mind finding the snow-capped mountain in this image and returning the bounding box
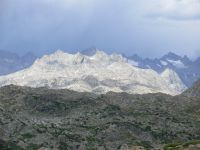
[127,52,200,87]
[0,50,186,95]
[0,50,37,75]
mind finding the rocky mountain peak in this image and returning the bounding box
[162,52,182,61]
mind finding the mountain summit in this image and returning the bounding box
[0,50,186,95]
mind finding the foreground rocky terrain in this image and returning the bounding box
[0,80,200,150]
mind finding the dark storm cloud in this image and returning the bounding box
[0,0,200,58]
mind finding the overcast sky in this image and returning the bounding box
[0,0,200,58]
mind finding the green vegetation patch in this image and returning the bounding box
[164,142,182,150]
[21,133,36,139]
[182,140,200,147]
[0,139,24,150]
[26,143,41,150]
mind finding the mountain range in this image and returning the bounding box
[82,48,200,87]
[0,50,186,95]
[127,52,200,87]
[0,48,199,93]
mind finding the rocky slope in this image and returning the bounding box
[0,50,186,95]
[0,80,200,150]
[182,79,200,98]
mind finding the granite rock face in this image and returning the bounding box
[0,50,186,95]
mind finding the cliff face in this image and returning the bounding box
[0,84,200,150]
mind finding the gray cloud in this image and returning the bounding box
[146,0,200,20]
[0,0,200,58]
